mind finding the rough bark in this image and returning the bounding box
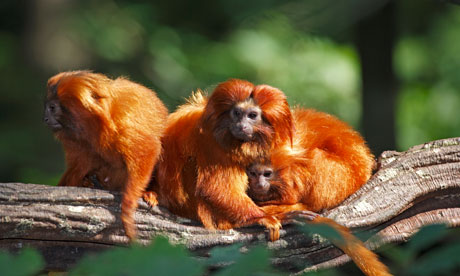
[1,138,460,273]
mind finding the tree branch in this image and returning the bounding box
[1,137,460,272]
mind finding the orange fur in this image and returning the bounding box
[258,208,390,276]
[257,203,391,276]
[45,71,168,240]
[149,79,294,235]
[246,109,391,276]
[252,108,375,212]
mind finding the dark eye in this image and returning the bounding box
[233,109,241,117]
[248,112,258,120]
[249,171,257,177]
[263,171,272,178]
[49,104,55,111]
[91,91,102,100]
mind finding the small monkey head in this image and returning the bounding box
[246,162,276,201]
[44,71,111,140]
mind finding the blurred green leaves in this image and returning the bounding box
[0,248,44,276]
[69,2,146,62]
[299,221,345,245]
[211,246,277,276]
[3,224,460,275]
[407,243,460,276]
[382,224,460,276]
[70,236,204,276]
[59,2,363,124]
[395,7,460,150]
[1,1,460,191]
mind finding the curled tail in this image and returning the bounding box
[312,216,392,276]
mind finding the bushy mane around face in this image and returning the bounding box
[46,71,113,141]
[200,79,294,150]
[201,79,255,131]
[252,85,294,148]
[50,71,112,109]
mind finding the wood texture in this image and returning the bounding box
[1,137,460,273]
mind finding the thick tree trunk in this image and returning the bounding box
[357,1,397,156]
[1,138,460,273]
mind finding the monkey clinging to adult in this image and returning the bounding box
[249,108,375,211]
[246,162,391,276]
[44,71,168,240]
[245,108,391,276]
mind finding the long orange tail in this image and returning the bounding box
[311,216,392,276]
[261,204,391,275]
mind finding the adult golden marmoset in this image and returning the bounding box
[144,79,296,240]
[44,71,168,240]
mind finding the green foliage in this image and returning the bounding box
[205,243,244,266]
[3,0,460,183]
[382,224,460,275]
[212,246,278,276]
[405,224,449,254]
[407,243,460,276]
[382,224,448,267]
[204,243,282,275]
[69,236,204,276]
[69,240,280,276]
[2,225,460,275]
[0,0,365,184]
[299,222,345,244]
[395,6,460,150]
[0,248,44,276]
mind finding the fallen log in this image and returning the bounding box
[1,137,460,273]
